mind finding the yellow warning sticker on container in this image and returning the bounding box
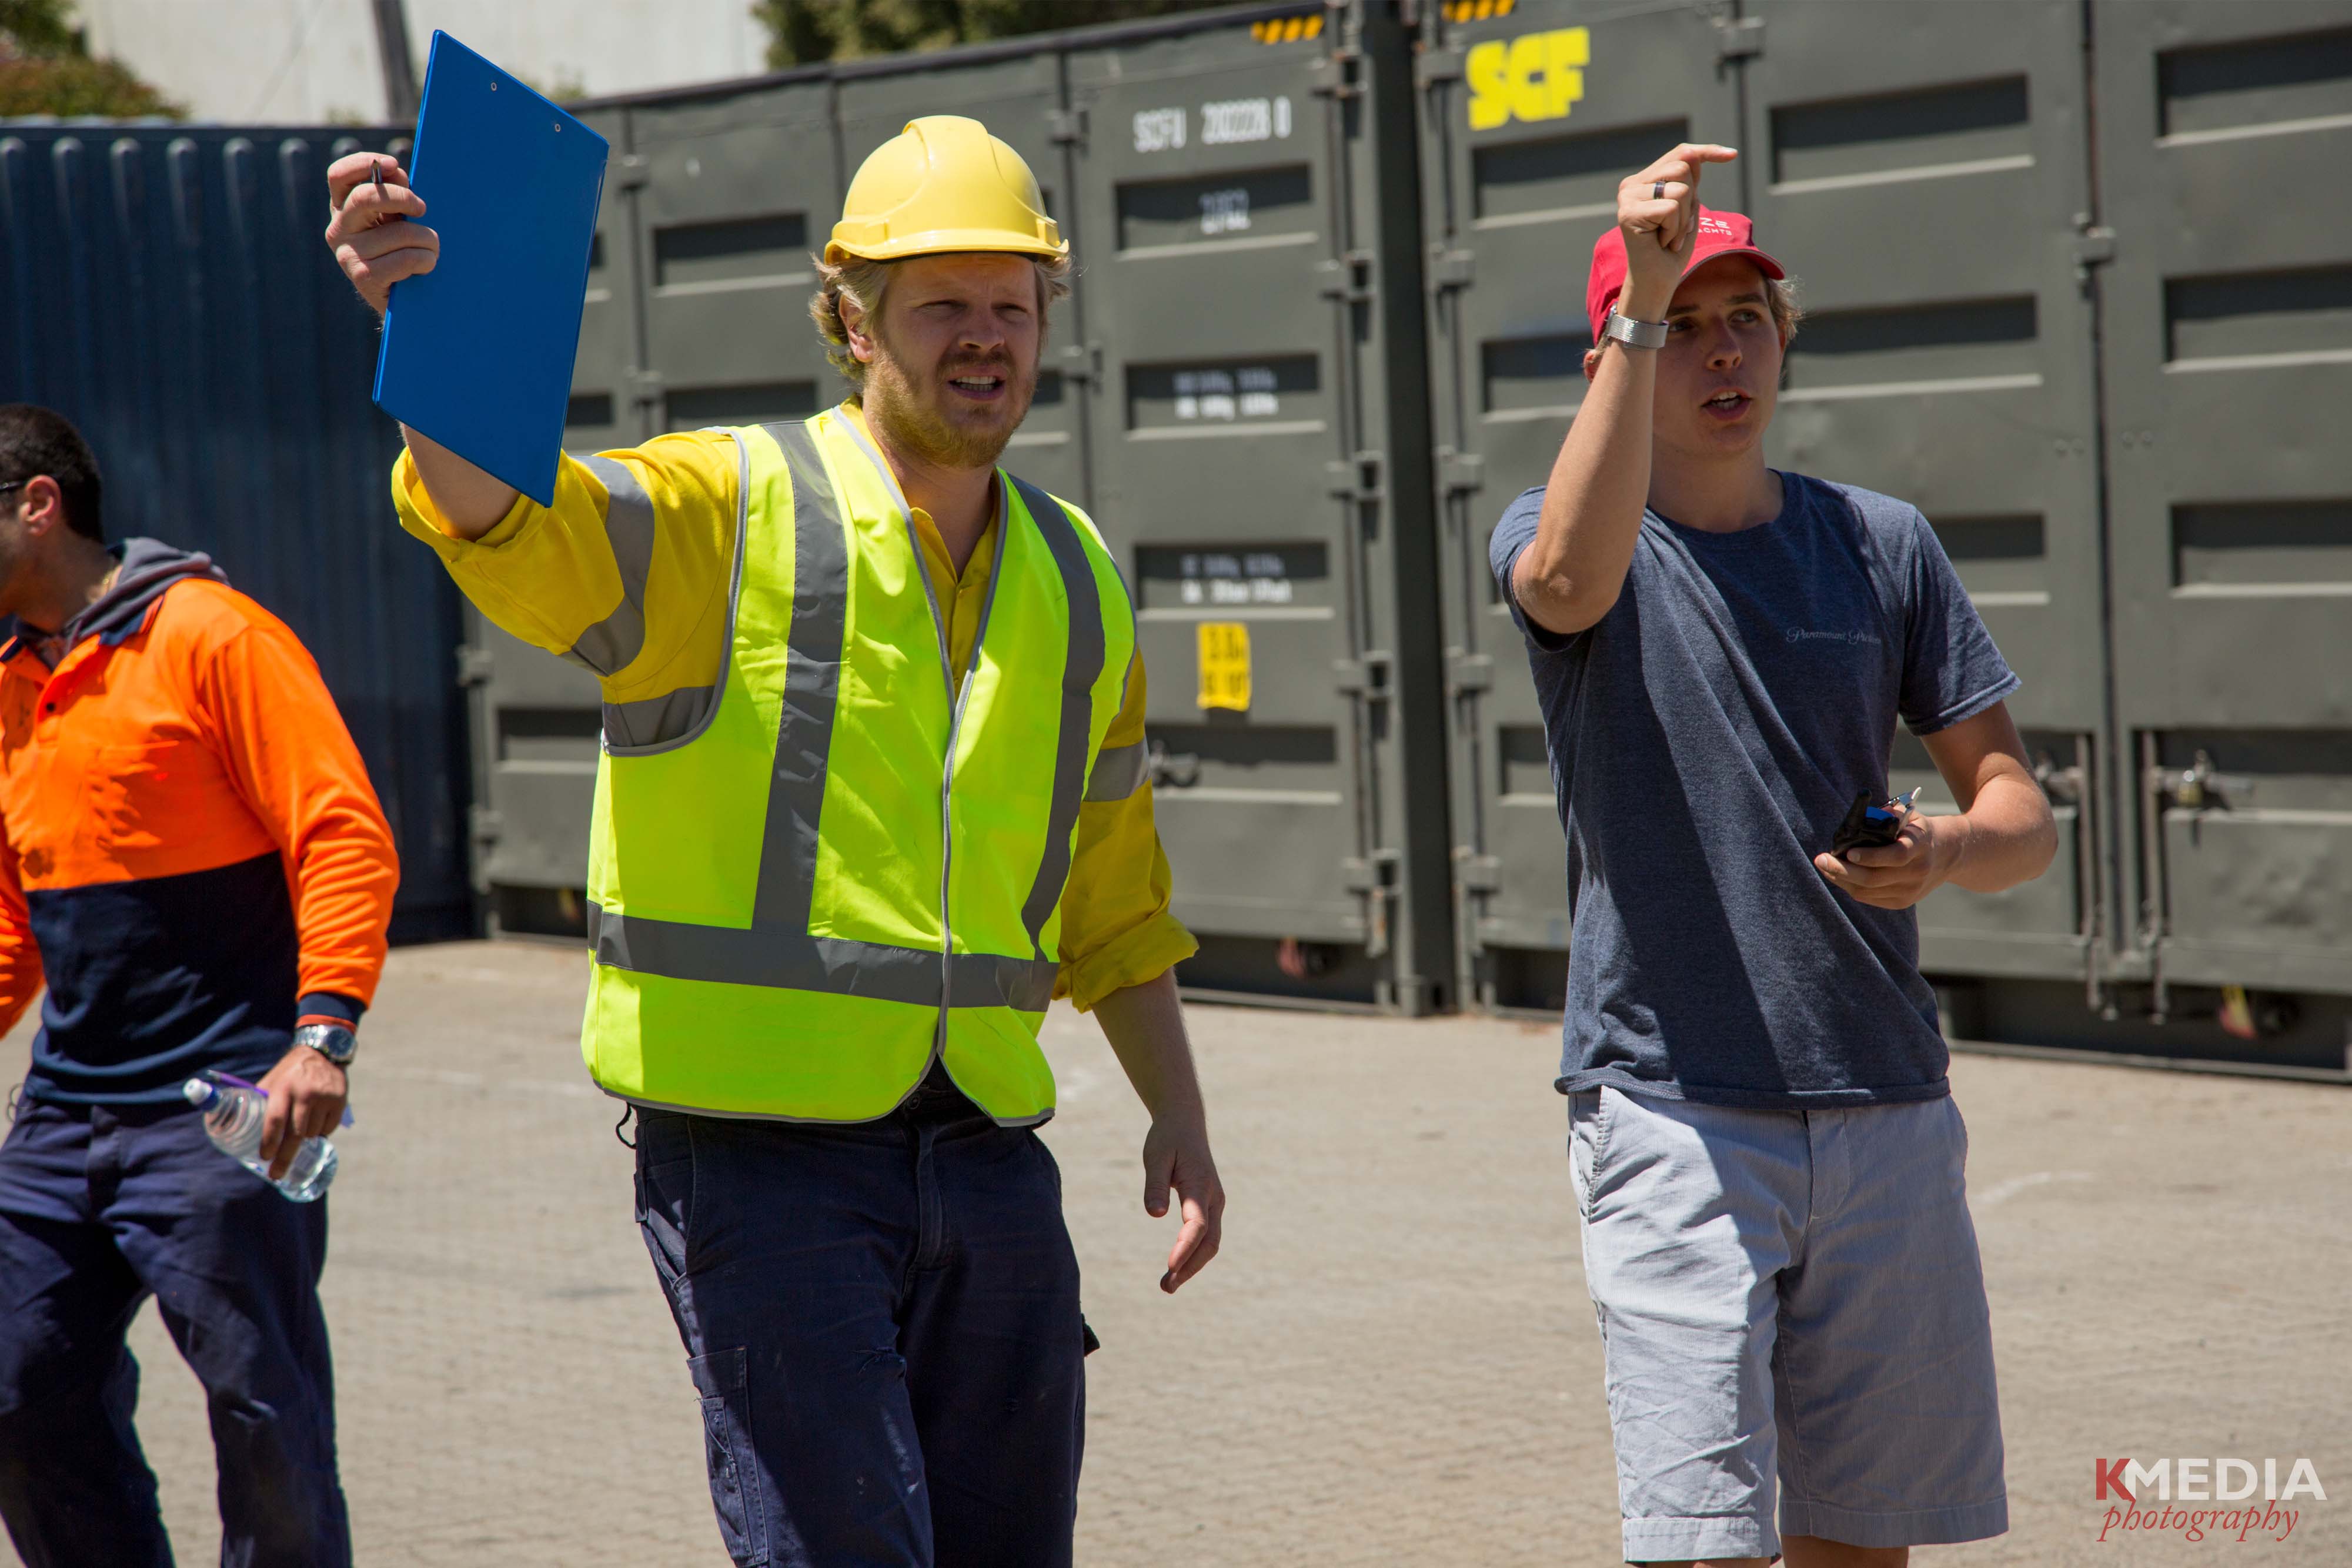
[1197,621,1251,711]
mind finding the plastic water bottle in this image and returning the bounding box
[182,1076,338,1202]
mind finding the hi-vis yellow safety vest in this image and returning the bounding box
[580,409,1137,1126]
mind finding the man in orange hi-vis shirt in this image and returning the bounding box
[0,405,397,1568]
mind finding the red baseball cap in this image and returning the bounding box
[1586,205,1786,345]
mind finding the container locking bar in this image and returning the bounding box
[1343,847,1400,958]
[2147,750,2253,811]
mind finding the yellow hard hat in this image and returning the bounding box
[826,115,1066,265]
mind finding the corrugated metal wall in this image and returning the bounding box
[0,123,475,941]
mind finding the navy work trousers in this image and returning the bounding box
[0,1096,348,1568]
[634,1069,1087,1568]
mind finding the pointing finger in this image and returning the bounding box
[1642,143,1738,185]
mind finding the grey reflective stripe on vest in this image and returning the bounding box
[1009,477,1106,959]
[1083,740,1148,802]
[601,432,751,757]
[601,686,717,750]
[587,904,1057,1012]
[563,456,656,674]
[751,420,847,931]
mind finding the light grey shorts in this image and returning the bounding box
[1568,1085,2008,1563]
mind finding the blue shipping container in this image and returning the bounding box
[0,122,471,941]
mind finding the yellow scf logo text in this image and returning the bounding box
[1466,27,1588,131]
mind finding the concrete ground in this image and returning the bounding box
[4,939,2346,1566]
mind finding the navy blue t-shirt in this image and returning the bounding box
[1489,473,2020,1108]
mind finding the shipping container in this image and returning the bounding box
[0,122,474,942]
[486,1,1462,1011]
[1422,0,2352,1075]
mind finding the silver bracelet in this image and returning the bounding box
[1602,310,1668,350]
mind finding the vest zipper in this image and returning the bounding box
[838,411,1011,1081]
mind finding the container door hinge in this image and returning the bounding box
[1334,650,1393,698]
[469,805,503,847]
[1311,45,1364,99]
[1437,446,1485,495]
[1048,108,1085,146]
[1715,15,1764,61]
[624,366,664,408]
[1415,45,1464,88]
[1342,847,1399,892]
[1318,250,1377,304]
[1448,650,1492,695]
[1328,450,1385,503]
[1456,851,1501,893]
[455,644,493,687]
[614,153,649,190]
[1431,247,1474,290]
[1057,340,1101,385]
[2072,223,2117,281]
[2031,753,2085,805]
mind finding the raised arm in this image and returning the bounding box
[322,151,519,537]
[1511,143,1736,636]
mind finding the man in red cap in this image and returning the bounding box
[1489,145,2057,1565]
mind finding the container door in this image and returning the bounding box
[632,81,840,436]
[1068,10,1410,1005]
[1742,0,2107,990]
[2093,0,2352,1004]
[566,106,641,449]
[1420,0,1740,1009]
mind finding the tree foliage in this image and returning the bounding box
[0,0,76,55]
[756,0,1243,68]
[0,0,183,119]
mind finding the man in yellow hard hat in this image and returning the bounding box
[320,115,1224,1566]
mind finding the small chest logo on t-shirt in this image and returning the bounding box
[1785,626,1882,648]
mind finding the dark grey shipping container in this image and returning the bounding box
[0,122,473,941]
[1423,0,2352,1075]
[481,2,1461,1011]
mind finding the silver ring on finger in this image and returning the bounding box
[1654,180,1666,200]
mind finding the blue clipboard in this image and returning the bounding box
[373,32,608,506]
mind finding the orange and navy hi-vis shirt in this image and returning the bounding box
[0,539,400,1105]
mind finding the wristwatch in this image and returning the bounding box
[295,1022,359,1067]
[1602,310,1669,350]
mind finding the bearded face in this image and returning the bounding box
[849,252,1044,473]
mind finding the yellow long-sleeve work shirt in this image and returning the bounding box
[393,404,1195,1010]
